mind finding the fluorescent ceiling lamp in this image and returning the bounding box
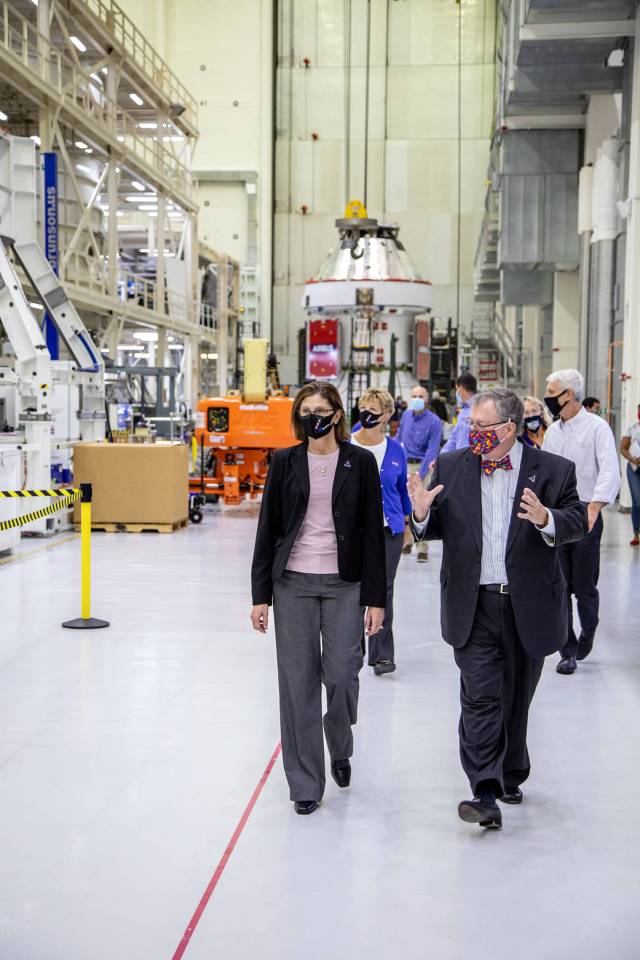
[101,67,108,75]
[170,344,184,350]
[133,331,158,341]
[129,93,144,106]
[76,164,91,174]
[90,73,103,84]
[117,344,141,350]
[30,135,41,146]
[200,353,219,360]
[75,140,89,150]
[0,111,8,122]
[131,180,145,191]
[125,195,155,202]
[116,135,125,142]
[137,122,158,129]
[70,36,87,53]
[29,302,43,310]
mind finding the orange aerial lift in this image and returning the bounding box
[189,340,297,509]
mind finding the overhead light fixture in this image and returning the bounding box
[125,195,156,202]
[90,73,103,84]
[0,111,8,122]
[70,36,87,53]
[76,164,91,174]
[75,140,89,150]
[200,353,219,360]
[129,93,144,106]
[29,301,43,310]
[117,344,141,351]
[137,122,158,130]
[101,67,108,75]
[170,344,184,350]
[133,331,159,342]
[116,135,125,142]
[138,206,158,213]
[131,180,145,191]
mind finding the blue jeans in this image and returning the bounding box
[628,463,640,535]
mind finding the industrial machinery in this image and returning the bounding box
[191,339,295,506]
[302,201,433,410]
[0,135,105,538]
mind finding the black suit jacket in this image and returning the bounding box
[251,440,387,608]
[413,443,588,658]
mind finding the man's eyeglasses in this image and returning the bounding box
[468,419,511,432]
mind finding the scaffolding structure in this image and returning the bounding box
[0,0,238,407]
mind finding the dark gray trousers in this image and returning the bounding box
[272,571,364,801]
[453,590,544,797]
[367,528,404,665]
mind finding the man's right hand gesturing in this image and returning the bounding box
[407,473,444,523]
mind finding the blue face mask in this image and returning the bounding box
[410,397,426,412]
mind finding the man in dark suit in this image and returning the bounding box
[409,387,587,830]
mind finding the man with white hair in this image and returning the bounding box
[542,369,620,675]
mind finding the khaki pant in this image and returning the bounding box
[403,461,429,558]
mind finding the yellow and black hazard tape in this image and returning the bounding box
[0,489,81,531]
[0,487,80,500]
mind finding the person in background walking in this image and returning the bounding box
[520,396,549,449]
[542,369,620,675]
[620,402,640,546]
[352,387,412,675]
[396,385,442,562]
[250,381,386,816]
[440,373,477,454]
[583,397,602,415]
[429,390,448,423]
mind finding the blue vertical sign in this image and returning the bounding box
[43,152,59,360]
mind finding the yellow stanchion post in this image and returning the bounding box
[62,483,109,630]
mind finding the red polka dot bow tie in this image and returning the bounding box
[481,455,513,476]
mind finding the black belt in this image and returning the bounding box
[479,583,510,595]
[407,457,422,464]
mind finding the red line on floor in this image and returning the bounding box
[170,741,282,960]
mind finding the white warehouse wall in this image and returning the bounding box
[274,0,497,379]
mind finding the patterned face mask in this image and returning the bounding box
[469,424,507,456]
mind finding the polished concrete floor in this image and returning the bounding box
[1,506,639,959]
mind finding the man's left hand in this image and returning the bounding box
[587,501,605,532]
[517,487,549,527]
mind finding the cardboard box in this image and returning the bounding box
[72,442,188,525]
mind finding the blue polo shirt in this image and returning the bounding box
[396,407,442,478]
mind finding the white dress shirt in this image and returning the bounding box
[542,407,620,504]
[414,440,555,585]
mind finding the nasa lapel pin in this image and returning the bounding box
[344,459,352,468]
[528,474,536,483]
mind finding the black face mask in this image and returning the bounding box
[359,410,383,429]
[298,411,335,439]
[544,390,569,418]
[524,415,542,433]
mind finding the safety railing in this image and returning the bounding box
[0,484,109,630]
[74,0,197,131]
[0,0,194,202]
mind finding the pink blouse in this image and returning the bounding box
[286,449,340,574]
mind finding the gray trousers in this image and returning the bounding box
[272,571,364,801]
[367,528,404,665]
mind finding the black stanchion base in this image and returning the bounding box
[62,617,110,630]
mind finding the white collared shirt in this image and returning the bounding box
[414,440,555,585]
[542,407,620,504]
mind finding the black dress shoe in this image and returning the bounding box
[374,660,396,676]
[576,635,594,661]
[331,759,351,788]
[294,800,319,815]
[556,656,577,675]
[500,786,523,804]
[458,798,502,829]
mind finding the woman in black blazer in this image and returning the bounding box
[251,381,386,816]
